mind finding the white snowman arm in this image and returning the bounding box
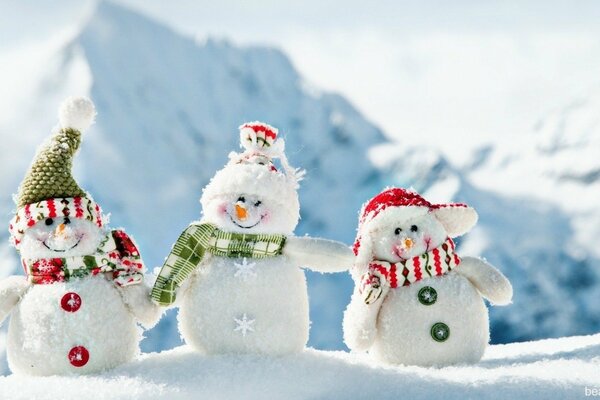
[0,276,30,325]
[118,281,163,328]
[283,236,354,273]
[456,256,513,305]
[343,286,387,352]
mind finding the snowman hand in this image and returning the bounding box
[284,236,354,273]
[343,283,383,352]
[359,271,389,305]
[0,276,30,325]
[118,281,163,328]
[457,256,513,305]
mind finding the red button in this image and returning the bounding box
[61,292,82,312]
[68,346,89,367]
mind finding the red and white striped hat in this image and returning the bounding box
[353,188,478,259]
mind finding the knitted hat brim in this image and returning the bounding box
[9,196,104,248]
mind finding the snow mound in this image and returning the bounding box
[0,334,598,400]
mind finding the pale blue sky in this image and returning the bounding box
[2,0,600,161]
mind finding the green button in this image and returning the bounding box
[430,322,450,342]
[418,286,437,305]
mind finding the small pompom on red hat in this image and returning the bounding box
[239,122,279,151]
[353,188,478,257]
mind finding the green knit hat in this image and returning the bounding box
[15,97,97,208]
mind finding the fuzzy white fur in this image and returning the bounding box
[431,206,478,238]
[0,276,29,325]
[201,164,300,235]
[177,135,352,355]
[344,208,512,366]
[7,278,140,375]
[58,96,96,132]
[19,219,104,259]
[1,219,160,375]
[179,255,310,355]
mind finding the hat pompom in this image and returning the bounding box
[239,121,278,151]
[59,96,96,132]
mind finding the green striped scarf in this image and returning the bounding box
[151,223,286,306]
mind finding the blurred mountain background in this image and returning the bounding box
[0,0,599,374]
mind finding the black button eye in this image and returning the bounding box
[64,217,71,225]
[394,227,402,235]
[255,201,262,207]
[45,218,54,226]
[411,225,418,232]
[237,196,246,203]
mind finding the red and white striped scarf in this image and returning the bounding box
[362,237,460,291]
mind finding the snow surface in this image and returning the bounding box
[0,334,598,400]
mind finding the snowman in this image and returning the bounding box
[0,97,160,375]
[343,188,512,366]
[151,122,354,355]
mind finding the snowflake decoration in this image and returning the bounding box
[234,258,257,280]
[234,313,255,337]
[66,295,80,309]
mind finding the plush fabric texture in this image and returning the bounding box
[361,237,460,293]
[16,128,87,209]
[9,196,103,248]
[343,187,512,367]
[151,223,286,306]
[7,277,141,375]
[201,163,300,233]
[22,230,144,286]
[353,188,477,259]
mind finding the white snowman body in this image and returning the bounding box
[343,188,512,366]
[7,277,140,375]
[173,122,353,355]
[179,255,309,355]
[362,272,489,366]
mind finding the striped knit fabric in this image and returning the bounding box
[151,223,286,306]
[362,237,460,291]
[9,196,103,248]
[239,122,278,149]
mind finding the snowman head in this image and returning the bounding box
[8,97,108,259]
[353,188,478,270]
[19,216,105,259]
[200,122,303,236]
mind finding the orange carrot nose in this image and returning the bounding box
[55,223,66,236]
[235,204,248,221]
[403,237,414,249]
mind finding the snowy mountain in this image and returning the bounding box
[0,0,599,374]
[0,1,385,355]
[464,90,600,341]
[1,333,598,399]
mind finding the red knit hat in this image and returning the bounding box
[353,188,478,258]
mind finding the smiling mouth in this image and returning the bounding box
[228,213,264,229]
[42,237,82,253]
